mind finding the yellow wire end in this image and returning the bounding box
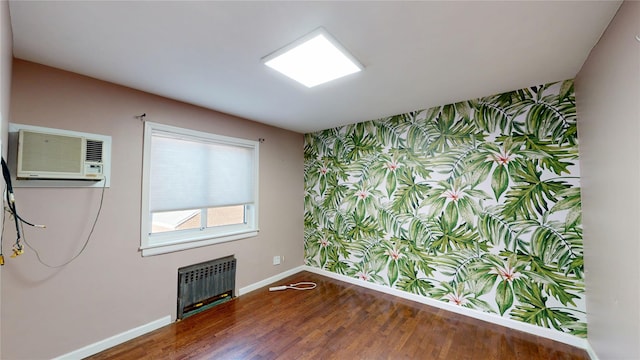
[10,248,24,258]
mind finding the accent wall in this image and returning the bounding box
[304,80,584,337]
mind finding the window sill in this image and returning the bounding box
[140,230,258,256]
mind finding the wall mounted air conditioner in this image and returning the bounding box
[17,129,106,181]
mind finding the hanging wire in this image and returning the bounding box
[0,155,107,267]
[0,201,5,265]
[2,158,33,259]
[22,177,107,268]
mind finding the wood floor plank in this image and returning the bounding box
[86,271,588,360]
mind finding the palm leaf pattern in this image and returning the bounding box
[303,80,585,337]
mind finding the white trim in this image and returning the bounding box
[140,121,260,256]
[302,266,592,352]
[51,267,598,359]
[53,267,302,358]
[238,265,306,296]
[142,230,258,256]
[51,316,171,360]
[584,342,600,360]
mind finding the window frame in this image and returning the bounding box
[140,122,259,256]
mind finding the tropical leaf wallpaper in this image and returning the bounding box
[303,80,585,337]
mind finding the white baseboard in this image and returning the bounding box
[51,316,172,360]
[51,266,304,359]
[585,342,600,360]
[302,266,594,355]
[238,265,306,295]
[53,266,599,360]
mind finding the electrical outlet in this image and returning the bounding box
[273,255,281,265]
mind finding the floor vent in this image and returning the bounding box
[177,255,236,320]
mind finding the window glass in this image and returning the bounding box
[206,205,246,227]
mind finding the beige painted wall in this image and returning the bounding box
[575,1,640,359]
[1,0,10,133]
[1,60,304,359]
[0,1,14,358]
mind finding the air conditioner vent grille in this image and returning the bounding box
[86,140,103,163]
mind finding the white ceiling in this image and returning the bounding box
[8,1,622,134]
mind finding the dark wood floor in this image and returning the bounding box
[87,271,588,360]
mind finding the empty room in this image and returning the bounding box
[0,1,638,359]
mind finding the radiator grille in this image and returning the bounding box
[177,255,236,320]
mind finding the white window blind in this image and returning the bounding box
[141,122,259,256]
[149,131,256,212]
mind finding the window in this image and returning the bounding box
[141,122,259,256]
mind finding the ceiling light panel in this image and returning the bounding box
[262,28,363,88]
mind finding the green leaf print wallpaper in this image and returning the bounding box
[303,80,584,337]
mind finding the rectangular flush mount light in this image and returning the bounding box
[262,27,363,88]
